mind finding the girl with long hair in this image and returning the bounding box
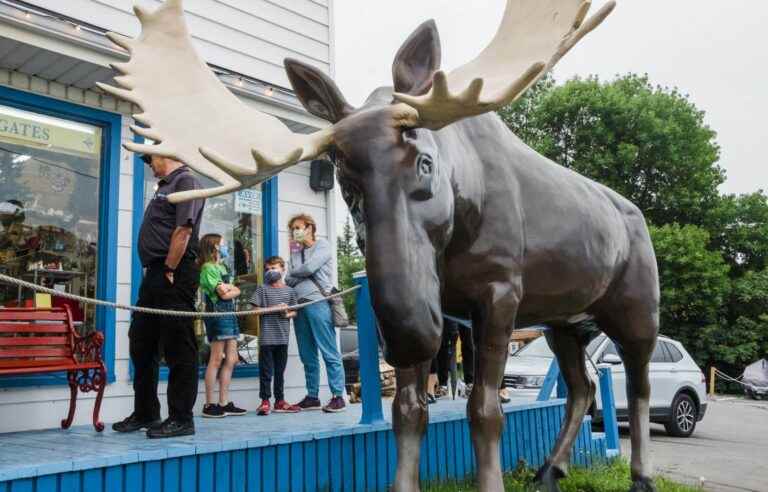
[198,233,246,418]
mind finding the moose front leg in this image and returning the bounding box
[469,284,519,492]
[392,360,432,492]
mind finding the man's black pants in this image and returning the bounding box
[129,258,200,423]
[259,344,288,400]
[436,319,474,387]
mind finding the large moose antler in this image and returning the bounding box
[394,0,616,130]
[97,0,331,203]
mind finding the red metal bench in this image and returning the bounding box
[0,306,107,431]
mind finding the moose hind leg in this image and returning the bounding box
[535,328,595,491]
[597,308,658,492]
[392,361,431,492]
[620,340,657,492]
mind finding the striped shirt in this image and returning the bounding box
[249,285,298,346]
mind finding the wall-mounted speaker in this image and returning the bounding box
[310,159,335,192]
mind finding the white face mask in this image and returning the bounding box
[292,228,307,242]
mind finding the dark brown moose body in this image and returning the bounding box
[310,87,659,492]
[103,1,659,491]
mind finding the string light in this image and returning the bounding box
[24,11,31,19]
[236,77,244,87]
[264,87,274,97]
[73,24,81,32]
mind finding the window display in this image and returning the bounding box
[0,103,102,334]
[143,170,264,367]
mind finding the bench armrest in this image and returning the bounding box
[73,331,105,364]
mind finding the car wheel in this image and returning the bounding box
[665,393,697,437]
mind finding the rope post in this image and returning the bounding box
[709,366,716,397]
[598,364,621,455]
[353,271,385,425]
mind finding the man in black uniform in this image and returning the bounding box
[113,154,205,438]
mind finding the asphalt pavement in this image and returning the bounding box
[618,397,768,492]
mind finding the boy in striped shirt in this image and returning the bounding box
[249,256,300,415]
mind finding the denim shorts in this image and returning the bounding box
[203,299,240,343]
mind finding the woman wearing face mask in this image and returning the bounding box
[285,214,347,413]
[198,234,246,418]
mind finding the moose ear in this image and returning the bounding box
[284,58,354,123]
[392,19,442,96]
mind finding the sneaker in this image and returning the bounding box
[202,404,225,418]
[146,418,195,439]
[221,402,247,416]
[112,413,162,433]
[462,383,474,399]
[499,388,511,404]
[296,395,322,411]
[257,399,271,416]
[273,400,301,413]
[322,396,346,413]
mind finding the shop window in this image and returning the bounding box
[142,169,265,369]
[0,87,120,387]
[0,104,102,333]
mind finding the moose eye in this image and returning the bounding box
[416,153,433,177]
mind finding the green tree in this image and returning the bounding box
[337,217,365,323]
[499,74,724,228]
[649,224,731,367]
[710,191,768,277]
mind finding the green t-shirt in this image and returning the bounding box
[199,262,228,303]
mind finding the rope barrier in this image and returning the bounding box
[0,272,359,318]
[713,367,768,392]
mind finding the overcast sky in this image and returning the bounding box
[331,0,766,227]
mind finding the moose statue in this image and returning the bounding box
[101,1,659,491]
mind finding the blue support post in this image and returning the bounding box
[537,358,561,401]
[353,271,385,425]
[556,372,568,399]
[598,365,621,456]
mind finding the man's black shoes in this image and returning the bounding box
[112,413,162,433]
[146,418,195,439]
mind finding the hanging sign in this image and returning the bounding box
[234,189,262,215]
[0,105,101,156]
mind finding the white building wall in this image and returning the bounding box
[0,68,339,433]
[23,0,333,87]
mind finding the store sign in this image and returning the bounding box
[234,189,262,215]
[0,111,100,155]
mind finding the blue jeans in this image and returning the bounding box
[294,301,345,397]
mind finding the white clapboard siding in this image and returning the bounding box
[24,0,332,87]
[0,65,337,432]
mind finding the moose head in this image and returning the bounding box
[100,0,615,366]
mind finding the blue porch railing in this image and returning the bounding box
[537,357,621,456]
[353,272,385,425]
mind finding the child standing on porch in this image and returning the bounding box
[249,256,301,415]
[198,234,247,418]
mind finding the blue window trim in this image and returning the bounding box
[130,162,278,381]
[0,85,119,387]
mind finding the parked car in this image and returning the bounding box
[504,333,708,437]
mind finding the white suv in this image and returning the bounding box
[504,334,708,437]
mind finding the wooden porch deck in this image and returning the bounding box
[0,395,609,492]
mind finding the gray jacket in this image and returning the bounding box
[285,238,333,301]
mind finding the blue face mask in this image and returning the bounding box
[218,243,230,260]
[264,269,282,284]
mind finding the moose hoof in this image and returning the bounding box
[629,476,657,492]
[534,461,565,492]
